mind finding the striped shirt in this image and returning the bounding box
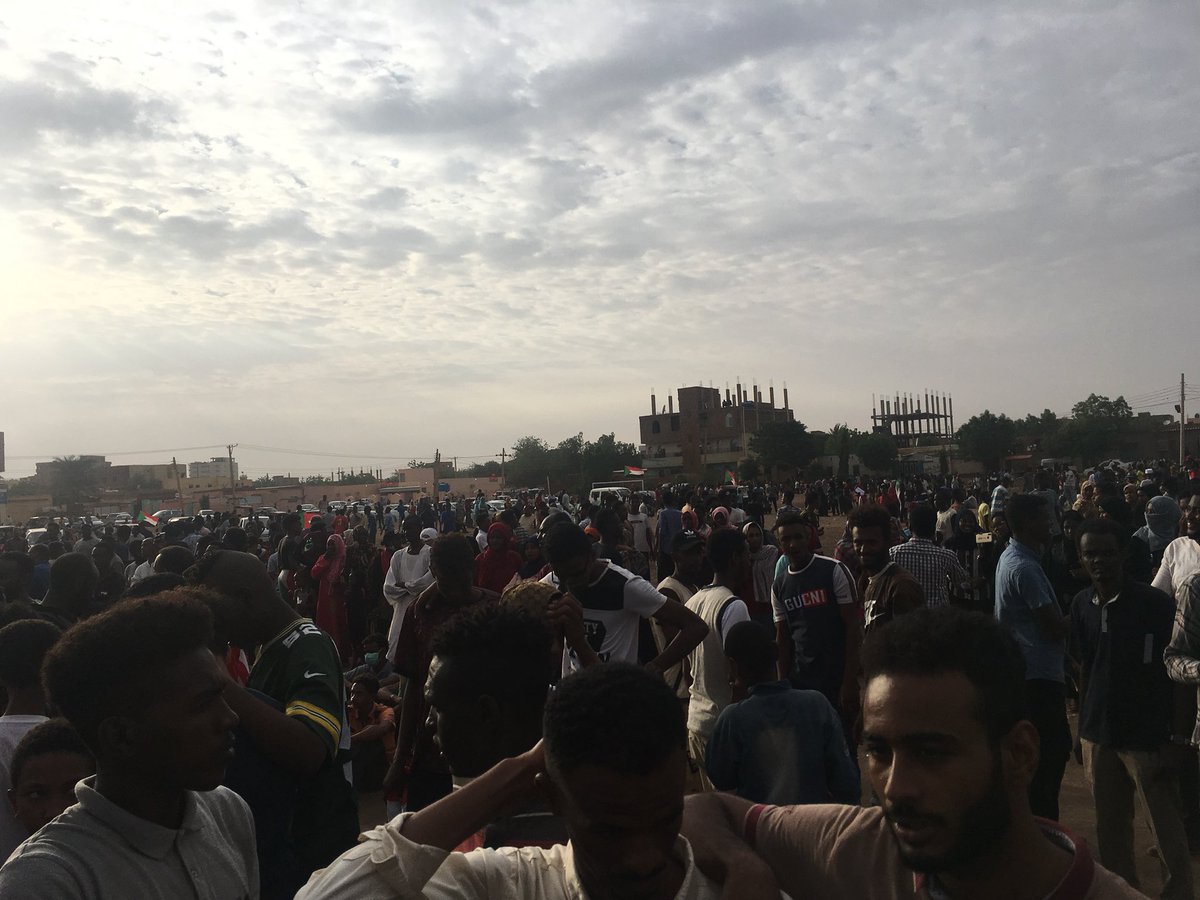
[888,538,970,608]
[1164,574,1200,745]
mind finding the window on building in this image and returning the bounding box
[670,416,680,432]
[651,421,661,434]
[724,413,734,428]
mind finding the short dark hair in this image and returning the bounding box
[221,528,249,552]
[1006,494,1047,534]
[431,605,553,712]
[10,718,94,789]
[1076,517,1130,551]
[723,620,777,671]
[544,662,685,776]
[124,572,186,598]
[429,533,476,573]
[0,619,62,688]
[848,503,892,535]
[861,607,1026,743]
[908,504,936,538]
[352,673,381,695]
[543,522,592,565]
[154,545,195,575]
[706,528,746,573]
[42,591,215,752]
[773,507,809,531]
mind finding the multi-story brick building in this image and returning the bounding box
[638,382,794,480]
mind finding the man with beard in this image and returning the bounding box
[679,608,1142,899]
[849,504,923,633]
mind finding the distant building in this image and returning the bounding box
[189,458,238,481]
[34,456,109,484]
[639,383,794,480]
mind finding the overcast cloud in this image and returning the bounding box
[1,1,1197,478]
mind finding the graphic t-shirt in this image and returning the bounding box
[542,562,666,674]
[771,556,856,702]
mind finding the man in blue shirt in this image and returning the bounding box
[706,620,859,805]
[995,492,1070,821]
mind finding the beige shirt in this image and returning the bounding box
[747,803,1143,899]
[0,779,258,899]
[296,812,728,899]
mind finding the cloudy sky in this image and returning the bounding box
[2,1,1198,479]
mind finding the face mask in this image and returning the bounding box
[364,652,381,666]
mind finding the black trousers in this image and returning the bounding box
[1026,679,1072,821]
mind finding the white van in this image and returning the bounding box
[588,487,631,507]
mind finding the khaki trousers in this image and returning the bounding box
[686,730,714,794]
[1082,740,1194,900]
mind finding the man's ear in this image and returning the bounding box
[1000,720,1040,787]
[96,715,140,763]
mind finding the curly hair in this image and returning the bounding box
[0,619,62,689]
[10,718,94,788]
[431,604,553,711]
[430,533,476,574]
[542,522,591,565]
[705,528,746,573]
[861,607,1026,744]
[847,503,892,535]
[544,662,685,776]
[42,590,215,752]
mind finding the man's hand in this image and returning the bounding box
[548,592,586,644]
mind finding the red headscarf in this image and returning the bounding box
[474,522,522,593]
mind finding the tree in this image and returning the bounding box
[1020,409,1060,439]
[956,411,1018,471]
[47,456,104,514]
[505,436,551,489]
[852,432,899,474]
[579,433,640,492]
[824,424,864,478]
[749,420,814,477]
[1045,394,1134,464]
[737,457,761,484]
[1071,394,1132,421]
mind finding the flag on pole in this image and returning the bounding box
[137,511,159,526]
[624,466,646,477]
[724,469,737,486]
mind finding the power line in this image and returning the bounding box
[5,444,227,461]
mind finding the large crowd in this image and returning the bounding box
[0,457,1196,897]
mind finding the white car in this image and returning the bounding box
[300,504,318,513]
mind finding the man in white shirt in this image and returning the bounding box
[382,518,434,658]
[1153,494,1200,600]
[685,529,751,788]
[540,522,708,676]
[0,591,258,899]
[298,663,766,900]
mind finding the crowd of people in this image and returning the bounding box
[0,458,1195,897]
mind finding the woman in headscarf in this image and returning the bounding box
[710,507,732,531]
[311,532,349,662]
[474,522,523,594]
[742,521,780,628]
[518,535,548,580]
[1135,495,1183,570]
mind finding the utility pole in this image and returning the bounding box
[432,449,441,501]
[1182,373,1187,469]
[500,448,507,489]
[172,457,183,506]
[227,443,238,510]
